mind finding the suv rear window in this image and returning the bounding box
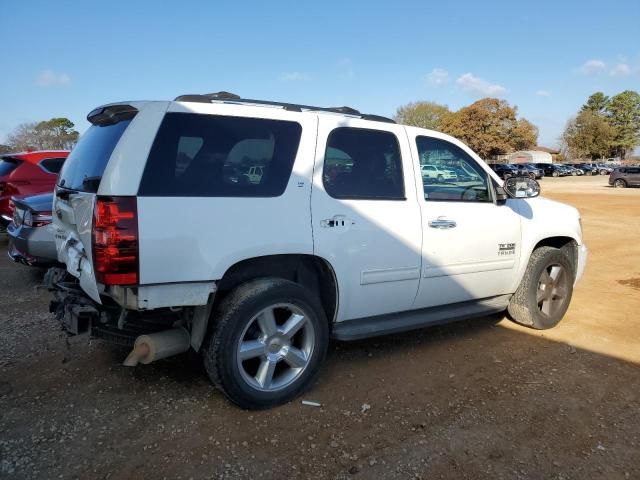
[0,158,21,177]
[58,120,131,192]
[138,113,302,197]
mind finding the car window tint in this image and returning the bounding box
[139,113,302,197]
[59,120,132,192]
[39,157,66,174]
[323,127,404,200]
[416,136,491,202]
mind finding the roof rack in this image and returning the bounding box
[173,92,396,124]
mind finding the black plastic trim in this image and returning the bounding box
[173,92,396,124]
[331,295,511,341]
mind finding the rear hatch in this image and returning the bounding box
[54,105,137,302]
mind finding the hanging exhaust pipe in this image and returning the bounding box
[123,327,191,366]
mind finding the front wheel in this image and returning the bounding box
[614,179,627,188]
[552,171,559,177]
[508,247,574,329]
[202,278,328,409]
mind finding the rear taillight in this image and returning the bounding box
[92,196,139,285]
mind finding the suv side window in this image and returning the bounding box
[323,127,404,200]
[416,136,491,202]
[139,113,302,197]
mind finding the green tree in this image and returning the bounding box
[439,98,538,158]
[561,110,616,160]
[606,90,640,159]
[6,117,79,151]
[581,92,609,115]
[394,101,450,130]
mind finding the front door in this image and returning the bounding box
[410,134,522,309]
[311,119,423,321]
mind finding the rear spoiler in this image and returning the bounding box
[87,104,138,126]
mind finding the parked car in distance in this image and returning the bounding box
[487,163,519,179]
[609,166,640,188]
[532,163,567,177]
[510,163,543,179]
[0,150,69,227]
[420,163,457,182]
[563,165,583,176]
[570,164,598,175]
[7,192,58,266]
[584,163,612,175]
[48,93,587,409]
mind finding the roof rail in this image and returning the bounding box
[173,92,396,124]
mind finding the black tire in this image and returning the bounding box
[202,278,329,409]
[437,174,444,183]
[508,247,574,330]
[614,179,626,188]
[552,171,559,177]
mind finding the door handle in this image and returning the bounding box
[428,218,457,229]
[321,215,353,228]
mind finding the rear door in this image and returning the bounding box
[311,118,422,321]
[626,167,640,185]
[54,111,136,302]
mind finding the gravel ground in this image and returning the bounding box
[1,176,639,479]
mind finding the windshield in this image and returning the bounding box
[58,120,132,192]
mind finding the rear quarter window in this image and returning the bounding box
[138,113,302,197]
[58,120,132,192]
[39,157,66,174]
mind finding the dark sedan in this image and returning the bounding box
[7,192,59,267]
[532,163,568,177]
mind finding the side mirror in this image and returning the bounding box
[503,176,541,199]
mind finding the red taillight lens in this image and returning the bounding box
[92,196,139,285]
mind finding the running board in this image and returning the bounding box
[331,295,511,341]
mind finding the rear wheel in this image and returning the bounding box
[203,278,328,409]
[552,171,559,177]
[508,247,574,330]
[614,179,627,188]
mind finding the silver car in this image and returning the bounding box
[7,192,58,266]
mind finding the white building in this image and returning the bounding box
[509,150,553,164]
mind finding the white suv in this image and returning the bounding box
[50,92,587,409]
[420,164,457,182]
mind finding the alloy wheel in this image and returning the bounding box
[236,303,315,392]
[536,264,570,317]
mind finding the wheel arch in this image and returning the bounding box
[510,235,580,295]
[215,254,339,325]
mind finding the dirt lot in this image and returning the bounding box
[1,175,639,479]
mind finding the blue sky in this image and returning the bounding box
[1,0,639,149]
